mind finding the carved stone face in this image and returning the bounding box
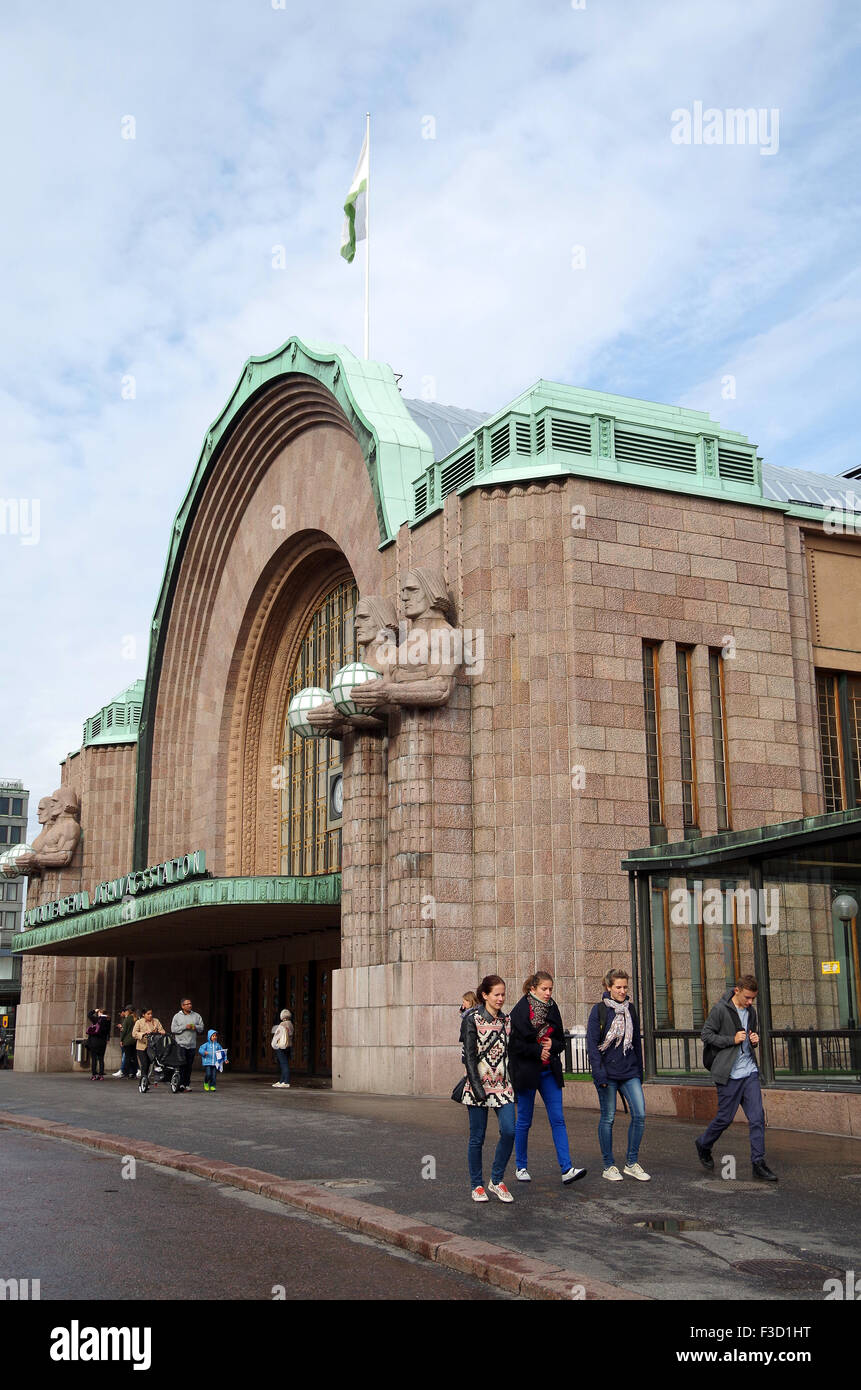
[36,797,55,824]
[354,602,379,645]
[401,575,428,620]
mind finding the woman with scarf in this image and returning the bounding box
[586,968,649,1182]
[459,975,516,1203]
[510,972,587,1186]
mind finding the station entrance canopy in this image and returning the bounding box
[12,873,340,958]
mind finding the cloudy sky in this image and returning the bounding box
[1,0,859,835]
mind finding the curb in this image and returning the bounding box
[0,1110,647,1301]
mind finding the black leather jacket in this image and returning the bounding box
[460,1006,509,1105]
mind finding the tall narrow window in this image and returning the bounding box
[709,650,731,831]
[848,676,861,801]
[722,882,741,989]
[686,882,708,1027]
[676,646,698,832]
[651,881,674,1028]
[817,672,847,812]
[642,643,664,828]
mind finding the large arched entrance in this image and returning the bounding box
[226,562,358,1076]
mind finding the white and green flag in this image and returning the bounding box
[340,131,369,263]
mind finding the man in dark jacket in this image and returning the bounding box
[695,974,777,1181]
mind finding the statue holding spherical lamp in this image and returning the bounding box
[351,567,460,712]
[13,788,81,877]
[305,594,400,737]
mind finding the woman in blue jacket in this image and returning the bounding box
[586,968,649,1182]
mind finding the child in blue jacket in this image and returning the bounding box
[199,1029,228,1092]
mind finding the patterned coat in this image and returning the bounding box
[460,1007,515,1108]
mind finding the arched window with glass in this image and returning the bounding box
[279,578,358,876]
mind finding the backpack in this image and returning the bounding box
[272,1024,289,1050]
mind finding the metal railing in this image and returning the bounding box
[562,1030,590,1074]
[770,1029,861,1079]
[653,1027,861,1081]
[654,1030,705,1074]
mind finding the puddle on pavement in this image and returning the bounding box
[633,1217,711,1233]
[320,1178,377,1188]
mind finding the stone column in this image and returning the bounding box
[332,682,475,1095]
[339,728,387,969]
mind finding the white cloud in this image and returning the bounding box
[0,0,857,826]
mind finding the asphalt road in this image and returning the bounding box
[1,1126,508,1300]
[1,1073,859,1301]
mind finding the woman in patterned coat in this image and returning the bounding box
[459,975,516,1203]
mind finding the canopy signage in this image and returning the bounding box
[24,851,206,928]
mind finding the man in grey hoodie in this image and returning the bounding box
[171,998,204,1092]
[695,974,777,1182]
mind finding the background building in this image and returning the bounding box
[0,779,29,1030]
[11,339,861,1118]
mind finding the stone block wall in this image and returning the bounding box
[16,742,136,1071]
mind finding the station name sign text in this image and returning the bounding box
[23,851,207,928]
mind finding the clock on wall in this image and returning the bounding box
[327,768,344,829]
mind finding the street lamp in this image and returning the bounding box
[832,892,859,1032]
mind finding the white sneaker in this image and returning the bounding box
[112,1070,124,1077]
[272,1082,282,1088]
[136,1071,141,1078]
[623,1163,651,1181]
[602,1165,623,1182]
[471,1186,489,1202]
[562,1167,588,1185]
[515,1168,531,1182]
[487,1181,514,1204]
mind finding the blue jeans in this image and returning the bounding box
[276,1048,291,1084]
[467,1103,516,1189]
[596,1077,645,1168]
[515,1071,573,1171]
[204,1066,218,1088]
[697,1073,765,1164]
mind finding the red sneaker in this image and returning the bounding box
[471,1186,489,1202]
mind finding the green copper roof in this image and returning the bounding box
[410,380,769,522]
[83,679,145,748]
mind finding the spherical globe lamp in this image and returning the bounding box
[287,687,333,739]
[330,662,383,717]
[1,843,33,877]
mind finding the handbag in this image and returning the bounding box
[450,1076,467,1104]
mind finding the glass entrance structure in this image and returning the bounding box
[622,807,861,1087]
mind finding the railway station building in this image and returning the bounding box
[11,336,861,1125]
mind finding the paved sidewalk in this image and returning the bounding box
[1,1073,859,1301]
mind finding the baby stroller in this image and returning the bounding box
[142,1032,186,1093]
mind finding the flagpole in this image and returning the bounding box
[363,111,370,360]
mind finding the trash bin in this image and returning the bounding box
[72,1038,89,1066]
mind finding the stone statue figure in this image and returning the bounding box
[352,566,460,711]
[16,787,81,876]
[305,594,400,735]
